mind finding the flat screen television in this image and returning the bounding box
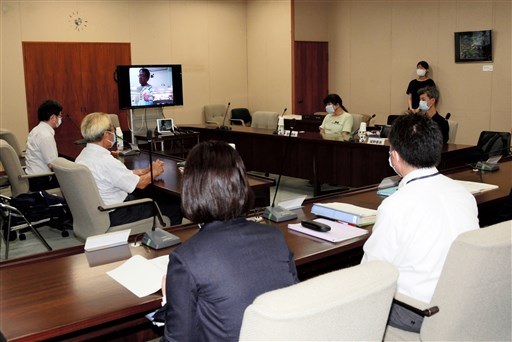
[116,64,183,109]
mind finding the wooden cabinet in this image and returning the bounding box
[22,42,131,146]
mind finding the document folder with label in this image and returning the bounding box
[311,202,377,226]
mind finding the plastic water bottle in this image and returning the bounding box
[115,127,124,150]
[277,117,285,135]
[358,122,367,143]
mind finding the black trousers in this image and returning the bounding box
[109,193,183,227]
[28,175,59,192]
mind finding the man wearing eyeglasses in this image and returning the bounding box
[76,112,182,226]
[25,99,63,191]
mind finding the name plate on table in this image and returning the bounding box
[367,137,387,145]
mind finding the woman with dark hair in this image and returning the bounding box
[406,60,436,113]
[319,93,353,140]
[162,141,298,342]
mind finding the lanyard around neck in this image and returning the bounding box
[406,172,440,185]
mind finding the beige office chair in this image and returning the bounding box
[250,111,279,129]
[203,104,228,127]
[0,128,26,166]
[384,220,512,341]
[107,113,121,128]
[447,120,458,144]
[240,261,398,341]
[52,157,169,241]
[0,140,60,197]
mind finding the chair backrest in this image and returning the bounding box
[250,111,279,129]
[447,120,458,144]
[0,129,25,166]
[52,157,111,241]
[351,113,363,133]
[0,139,30,197]
[421,221,512,341]
[203,104,228,126]
[230,108,252,126]
[387,114,401,125]
[107,113,121,128]
[476,131,511,159]
[239,261,398,341]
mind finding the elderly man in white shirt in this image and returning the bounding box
[25,99,63,191]
[76,112,182,226]
[361,114,479,333]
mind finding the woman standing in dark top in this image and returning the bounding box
[406,61,436,113]
[162,141,299,342]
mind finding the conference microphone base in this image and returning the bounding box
[142,228,181,250]
[218,125,232,130]
[263,206,297,222]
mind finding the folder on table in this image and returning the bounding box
[311,202,377,226]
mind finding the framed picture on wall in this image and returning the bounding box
[454,30,493,62]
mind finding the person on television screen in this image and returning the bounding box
[361,114,478,333]
[406,60,436,113]
[24,99,63,191]
[137,68,154,105]
[319,93,353,140]
[159,141,299,341]
[76,112,182,226]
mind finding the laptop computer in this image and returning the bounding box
[156,118,175,135]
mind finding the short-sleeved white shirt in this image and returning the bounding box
[361,167,479,303]
[25,121,58,174]
[76,143,139,205]
[319,112,353,135]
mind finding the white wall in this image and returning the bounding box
[0,0,292,143]
[295,0,511,144]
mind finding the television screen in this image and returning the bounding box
[116,64,183,109]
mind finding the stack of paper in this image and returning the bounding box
[455,180,499,195]
[311,203,377,226]
[288,218,368,243]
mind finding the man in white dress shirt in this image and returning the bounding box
[25,99,63,191]
[76,112,182,226]
[361,114,479,332]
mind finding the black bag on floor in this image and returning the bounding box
[9,191,72,229]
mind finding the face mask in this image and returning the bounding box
[107,131,117,148]
[417,68,427,77]
[56,117,62,127]
[418,100,430,111]
[325,104,335,114]
[388,153,402,177]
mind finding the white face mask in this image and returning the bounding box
[418,100,430,111]
[56,117,62,127]
[388,153,402,177]
[417,68,427,77]
[325,104,335,114]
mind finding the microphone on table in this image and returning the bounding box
[263,119,298,222]
[218,102,232,130]
[141,129,181,249]
[273,107,287,134]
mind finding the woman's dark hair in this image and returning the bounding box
[322,93,349,112]
[37,99,63,122]
[417,60,430,70]
[181,140,253,223]
[389,114,442,168]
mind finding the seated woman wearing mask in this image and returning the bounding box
[319,93,354,140]
[161,141,299,341]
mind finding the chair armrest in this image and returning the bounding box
[393,292,439,317]
[205,120,220,127]
[229,119,245,126]
[19,172,55,179]
[98,197,166,227]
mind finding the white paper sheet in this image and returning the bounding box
[107,255,169,298]
[288,218,369,243]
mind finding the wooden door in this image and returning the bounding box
[293,41,328,115]
[22,42,131,146]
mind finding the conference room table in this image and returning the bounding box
[180,125,477,196]
[1,160,510,341]
[57,144,275,208]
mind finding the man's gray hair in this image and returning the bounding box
[81,112,112,142]
[418,86,439,103]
